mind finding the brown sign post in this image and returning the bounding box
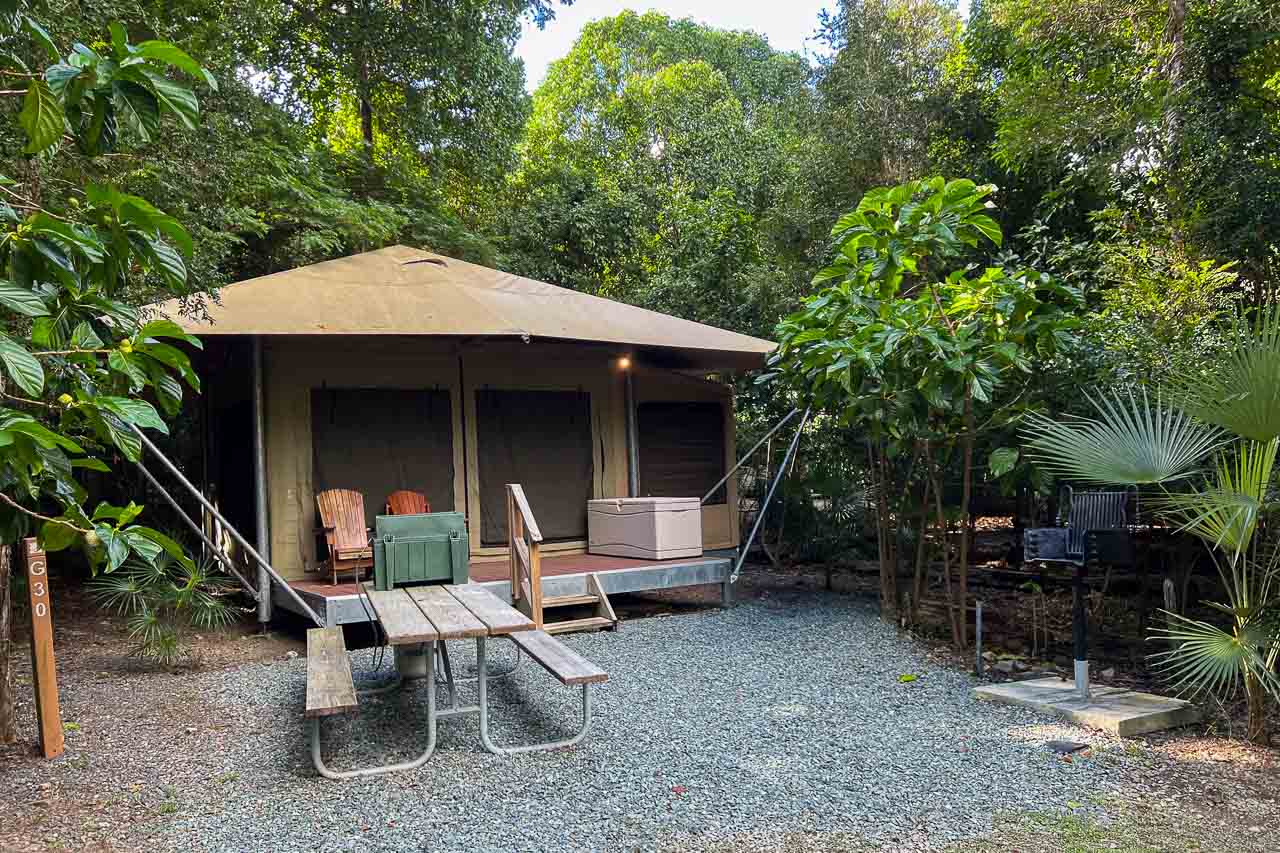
[24,538,63,759]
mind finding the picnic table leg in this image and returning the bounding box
[310,641,437,779]
[476,636,593,756]
[437,642,460,710]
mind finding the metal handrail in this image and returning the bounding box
[131,425,324,627]
[702,407,800,505]
[135,462,255,593]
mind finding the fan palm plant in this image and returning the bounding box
[1023,308,1280,744]
[90,549,240,665]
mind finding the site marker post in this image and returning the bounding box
[24,538,63,759]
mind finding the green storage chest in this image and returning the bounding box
[372,512,469,591]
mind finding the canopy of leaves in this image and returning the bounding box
[501,11,817,338]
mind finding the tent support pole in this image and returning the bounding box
[731,408,810,584]
[252,336,272,625]
[625,368,639,497]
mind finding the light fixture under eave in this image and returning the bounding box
[616,355,632,370]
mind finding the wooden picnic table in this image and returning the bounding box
[308,582,607,779]
[364,582,534,710]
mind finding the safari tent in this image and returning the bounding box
[152,246,775,623]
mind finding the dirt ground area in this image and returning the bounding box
[1,568,1278,852]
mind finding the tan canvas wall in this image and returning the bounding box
[263,337,464,580]
[633,367,739,551]
[262,337,738,580]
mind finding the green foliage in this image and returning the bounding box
[503,10,816,337]
[1022,312,1280,742]
[90,549,239,664]
[811,0,964,209]
[1173,307,1280,442]
[0,6,209,574]
[1023,390,1226,485]
[770,177,1079,437]
[771,176,1080,627]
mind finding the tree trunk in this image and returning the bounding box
[0,543,15,744]
[359,65,374,150]
[866,440,897,621]
[1246,670,1269,746]
[957,393,975,649]
[910,473,932,627]
[929,457,960,647]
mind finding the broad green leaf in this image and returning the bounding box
[967,214,1003,247]
[140,70,199,129]
[70,457,111,472]
[96,396,168,434]
[0,332,45,395]
[146,213,193,259]
[24,16,60,61]
[2,417,83,452]
[45,64,81,96]
[128,526,193,569]
[28,213,106,262]
[97,524,130,572]
[138,319,196,343]
[988,447,1019,479]
[19,80,64,153]
[144,238,188,288]
[98,411,142,461]
[133,40,218,90]
[108,350,147,390]
[112,80,160,141]
[108,22,129,55]
[122,530,164,564]
[71,321,104,349]
[93,500,143,526]
[39,519,80,552]
[0,281,49,317]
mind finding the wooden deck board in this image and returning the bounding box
[407,585,487,639]
[363,586,438,644]
[445,584,534,635]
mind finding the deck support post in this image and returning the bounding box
[252,336,272,625]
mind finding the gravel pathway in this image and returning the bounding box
[7,587,1144,851]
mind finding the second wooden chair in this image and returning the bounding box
[385,490,430,515]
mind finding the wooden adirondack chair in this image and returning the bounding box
[385,490,430,515]
[316,489,373,585]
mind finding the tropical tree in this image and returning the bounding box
[1025,309,1280,744]
[0,6,212,742]
[503,11,816,337]
[769,177,1080,637]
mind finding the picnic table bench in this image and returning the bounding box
[305,583,608,779]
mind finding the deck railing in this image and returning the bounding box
[506,483,544,628]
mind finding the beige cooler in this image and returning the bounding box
[587,497,703,560]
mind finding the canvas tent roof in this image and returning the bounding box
[154,245,776,369]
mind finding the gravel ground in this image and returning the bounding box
[5,585,1178,852]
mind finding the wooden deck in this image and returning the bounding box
[288,553,718,598]
[278,551,734,625]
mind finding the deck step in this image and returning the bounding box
[544,616,615,635]
[543,593,599,608]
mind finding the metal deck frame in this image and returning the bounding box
[275,553,735,627]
